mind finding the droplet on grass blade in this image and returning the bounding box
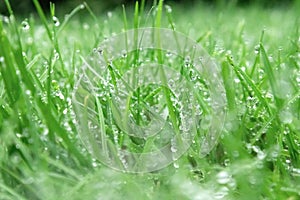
[165,5,172,13]
[107,11,113,18]
[234,78,240,83]
[254,45,260,54]
[79,4,85,9]
[21,19,30,31]
[173,161,179,169]
[216,171,231,184]
[52,16,60,27]
[2,16,9,24]
[73,27,226,173]
[214,186,229,199]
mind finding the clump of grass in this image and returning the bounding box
[0,0,300,199]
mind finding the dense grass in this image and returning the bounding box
[0,0,300,199]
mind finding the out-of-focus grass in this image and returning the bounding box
[0,0,299,199]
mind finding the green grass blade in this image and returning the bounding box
[228,56,273,115]
[260,43,282,108]
[221,60,236,112]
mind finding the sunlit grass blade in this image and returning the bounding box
[57,3,85,35]
[221,60,236,112]
[228,55,273,115]
[260,43,285,109]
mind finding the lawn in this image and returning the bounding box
[0,0,299,199]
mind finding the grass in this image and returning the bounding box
[0,0,300,199]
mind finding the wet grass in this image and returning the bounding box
[0,0,300,199]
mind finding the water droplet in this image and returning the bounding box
[214,186,229,199]
[254,45,260,54]
[54,52,59,60]
[292,168,300,177]
[257,151,266,160]
[0,57,4,63]
[173,161,179,168]
[2,16,9,24]
[121,50,127,58]
[16,70,20,76]
[25,90,31,95]
[170,139,178,153]
[79,4,85,9]
[166,51,172,57]
[184,56,191,64]
[97,48,103,55]
[12,154,21,165]
[21,19,30,31]
[63,108,68,115]
[92,158,98,167]
[83,23,89,30]
[217,171,231,184]
[168,79,175,87]
[107,11,113,18]
[165,5,172,13]
[57,92,65,100]
[43,128,49,136]
[52,16,60,27]
[296,76,300,85]
[234,78,240,83]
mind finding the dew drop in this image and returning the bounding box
[214,186,229,199]
[257,151,266,160]
[166,51,172,57]
[25,90,31,95]
[165,5,172,13]
[121,50,127,58]
[173,161,179,169]
[83,23,89,30]
[170,139,178,153]
[54,52,59,60]
[254,45,260,54]
[11,155,20,165]
[292,168,300,176]
[234,78,240,83]
[52,16,60,27]
[21,20,30,31]
[107,11,113,18]
[2,16,9,24]
[79,4,85,9]
[63,108,68,115]
[92,158,98,167]
[217,171,231,184]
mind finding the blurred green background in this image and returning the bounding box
[0,0,295,15]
